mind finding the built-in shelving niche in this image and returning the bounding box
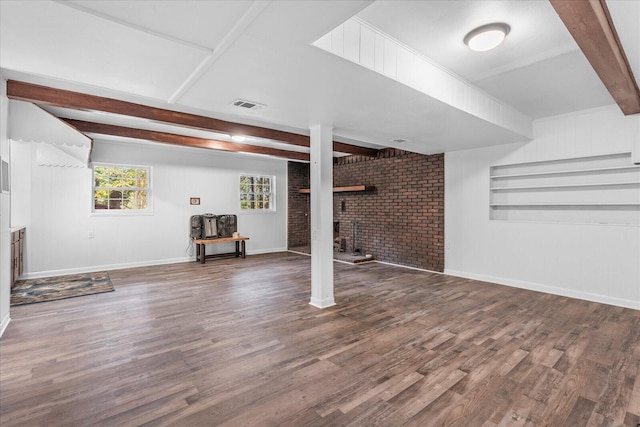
[489,152,640,225]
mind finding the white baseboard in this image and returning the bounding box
[20,257,193,279]
[0,313,10,338]
[309,297,336,309]
[287,251,441,270]
[20,248,289,280]
[374,260,445,275]
[247,247,288,256]
[444,269,640,311]
[288,249,310,256]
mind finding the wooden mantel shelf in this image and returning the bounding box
[298,185,375,194]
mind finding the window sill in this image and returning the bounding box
[90,210,154,217]
[238,210,277,215]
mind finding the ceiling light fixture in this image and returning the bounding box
[464,23,510,52]
[231,135,246,142]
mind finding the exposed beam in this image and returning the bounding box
[298,185,375,194]
[62,119,310,162]
[7,80,379,156]
[8,80,308,145]
[332,141,379,157]
[550,0,640,115]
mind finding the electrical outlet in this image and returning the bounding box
[88,231,95,239]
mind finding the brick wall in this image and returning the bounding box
[287,148,444,272]
[287,161,311,248]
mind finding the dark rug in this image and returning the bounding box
[11,271,114,306]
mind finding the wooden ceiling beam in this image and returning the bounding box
[62,119,311,162]
[7,80,379,156]
[332,141,379,157]
[550,0,640,115]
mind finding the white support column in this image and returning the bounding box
[309,124,335,308]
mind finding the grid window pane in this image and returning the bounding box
[239,174,275,211]
[93,165,150,211]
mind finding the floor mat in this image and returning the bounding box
[11,271,114,306]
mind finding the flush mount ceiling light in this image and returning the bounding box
[464,23,510,52]
[231,135,246,142]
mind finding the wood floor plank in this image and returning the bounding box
[1,252,639,426]
[564,396,597,427]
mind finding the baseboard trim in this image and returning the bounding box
[373,260,445,275]
[20,248,290,280]
[287,251,412,268]
[288,250,310,256]
[0,313,11,338]
[444,269,640,311]
[309,297,336,309]
[20,257,193,279]
[248,247,288,256]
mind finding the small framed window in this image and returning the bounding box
[93,164,151,213]
[240,174,275,211]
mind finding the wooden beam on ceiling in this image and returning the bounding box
[550,0,640,115]
[62,119,311,162]
[332,141,379,157]
[7,80,379,156]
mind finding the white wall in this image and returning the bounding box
[445,105,640,310]
[0,77,11,337]
[11,138,288,278]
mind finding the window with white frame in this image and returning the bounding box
[93,164,150,212]
[240,174,274,211]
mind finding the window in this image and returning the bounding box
[93,164,150,212]
[240,174,274,211]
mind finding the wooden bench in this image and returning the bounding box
[193,236,249,264]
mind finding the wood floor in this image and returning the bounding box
[1,252,639,426]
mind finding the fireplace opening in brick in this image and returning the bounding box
[350,219,362,254]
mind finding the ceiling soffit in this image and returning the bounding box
[9,100,91,148]
[9,100,92,167]
[313,18,533,140]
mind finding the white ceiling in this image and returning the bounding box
[357,0,578,83]
[1,0,637,157]
[357,0,617,119]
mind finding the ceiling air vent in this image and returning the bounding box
[232,99,266,111]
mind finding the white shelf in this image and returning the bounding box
[490,153,640,225]
[490,203,640,207]
[490,181,640,191]
[490,165,640,180]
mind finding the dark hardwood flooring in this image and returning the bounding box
[1,252,639,426]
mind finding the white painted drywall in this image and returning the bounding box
[0,77,11,337]
[445,105,640,309]
[11,137,289,278]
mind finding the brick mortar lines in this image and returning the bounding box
[287,162,311,248]
[287,148,444,272]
